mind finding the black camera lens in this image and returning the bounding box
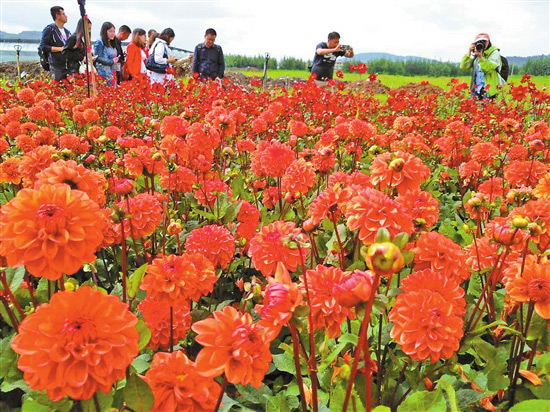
[475,41,485,52]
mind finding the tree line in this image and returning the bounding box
[225,54,550,76]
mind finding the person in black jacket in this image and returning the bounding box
[192,28,225,81]
[114,25,131,84]
[39,6,71,81]
[64,18,92,75]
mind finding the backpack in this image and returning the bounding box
[498,56,509,82]
[38,44,50,71]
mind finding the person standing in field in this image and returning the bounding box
[460,33,505,100]
[39,6,71,81]
[192,28,225,81]
[148,28,178,84]
[114,25,131,84]
[146,29,158,53]
[94,22,120,86]
[64,17,93,76]
[123,28,148,80]
[310,31,354,81]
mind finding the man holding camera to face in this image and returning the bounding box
[311,31,354,81]
[460,33,505,100]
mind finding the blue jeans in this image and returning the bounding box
[51,67,69,82]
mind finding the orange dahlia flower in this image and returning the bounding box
[370,151,430,194]
[504,160,548,188]
[184,224,235,269]
[395,190,440,229]
[115,193,163,239]
[138,297,191,351]
[506,258,550,319]
[145,351,221,412]
[18,145,55,187]
[345,187,413,245]
[389,288,464,363]
[248,220,309,277]
[307,187,342,225]
[141,253,216,303]
[11,287,138,401]
[192,305,273,388]
[34,160,107,207]
[255,263,303,334]
[281,158,317,195]
[0,184,105,280]
[413,231,470,284]
[301,265,355,338]
[533,174,550,199]
[0,157,22,185]
[333,269,375,308]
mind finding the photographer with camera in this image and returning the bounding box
[311,31,354,81]
[460,33,505,100]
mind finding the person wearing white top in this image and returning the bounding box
[148,28,177,85]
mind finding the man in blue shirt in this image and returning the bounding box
[311,31,354,80]
[192,28,225,81]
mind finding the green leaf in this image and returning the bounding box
[223,201,242,224]
[2,266,26,293]
[127,263,148,299]
[218,393,240,412]
[81,390,114,412]
[265,392,292,412]
[236,383,272,405]
[456,389,486,411]
[0,335,23,384]
[319,342,348,373]
[375,228,391,243]
[22,391,73,412]
[508,399,550,411]
[136,319,152,351]
[397,389,446,412]
[373,407,391,412]
[437,378,459,412]
[393,233,409,250]
[272,352,303,375]
[123,373,154,412]
[402,250,414,265]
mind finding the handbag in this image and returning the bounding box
[145,42,168,74]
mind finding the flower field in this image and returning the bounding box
[0,74,549,411]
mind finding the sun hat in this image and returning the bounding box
[474,33,490,42]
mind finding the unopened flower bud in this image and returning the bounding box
[64,282,76,292]
[365,242,405,276]
[97,135,108,143]
[167,220,182,235]
[511,216,529,229]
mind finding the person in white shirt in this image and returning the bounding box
[147,28,177,85]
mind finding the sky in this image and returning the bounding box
[0,0,548,62]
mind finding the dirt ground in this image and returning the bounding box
[0,61,444,95]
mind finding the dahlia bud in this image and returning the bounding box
[302,218,316,233]
[334,270,374,307]
[151,152,162,161]
[529,139,544,152]
[365,242,405,276]
[338,364,351,380]
[528,222,544,237]
[389,158,405,172]
[493,223,523,245]
[222,147,234,156]
[51,153,60,161]
[511,216,529,229]
[167,220,182,235]
[288,135,297,147]
[424,377,434,391]
[85,154,95,163]
[64,282,76,291]
[97,135,108,143]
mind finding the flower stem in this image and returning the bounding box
[213,375,228,412]
[296,241,319,412]
[0,270,24,317]
[289,323,309,412]
[342,272,381,412]
[120,218,128,303]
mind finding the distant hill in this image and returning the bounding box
[506,55,550,67]
[0,31,42,41]
[352,53,439,63]
[350,52,550,67]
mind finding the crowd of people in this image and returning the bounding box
[39,6,226,86]
[39,5,507,99]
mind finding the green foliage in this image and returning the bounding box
[397,388,446,411]
[225,54,277,70]
[343,58,462,77]
[521,57,550,76]
[508,399,550,411]
[279,56,308,71]
[124,373,154,412]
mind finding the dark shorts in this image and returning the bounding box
[51,67,69,82]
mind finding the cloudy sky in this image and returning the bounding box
[0,0,548,61]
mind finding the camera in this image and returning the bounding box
[340,45,350,52]
[475,41,485,52]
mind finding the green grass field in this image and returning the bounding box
[232,69,550,91]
